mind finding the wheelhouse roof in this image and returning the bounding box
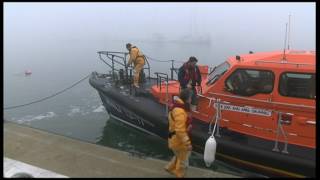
[227,50,315,71]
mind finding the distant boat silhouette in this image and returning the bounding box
[25,70,32,76]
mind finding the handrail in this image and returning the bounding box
[206,97,300,150]
[98,51,129,54]
[105,54,126,66]
[154,72,169,115]
[97,51,152,84]
[143,56,151,81]
[97,50,182,81]
[98,53,116,71]
[255,60,314,67]
[208,92,315,109]
[170,60,179,80]
[97,51,184,99]
[272,111,291,154]
[154,72,169,77]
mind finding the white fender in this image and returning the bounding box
[204,136,217,167]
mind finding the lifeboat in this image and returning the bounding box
[89,50,315,177]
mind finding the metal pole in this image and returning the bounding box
[156,73,159,87]
[148,62,151,81]
[170,60,174,80]
[165,75,169,115]
[159,77,162,92]
[129,69,132,95]
[279,113,289,154]
[282,23,288,61]
[111,55,115,80]
[272,112,281,152]
[124,54,129,84]
[288,14,291,50]
[216,98,221,137]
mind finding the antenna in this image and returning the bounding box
[282,23,288,61]
[287,14,291,50]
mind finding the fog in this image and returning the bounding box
[4,2,315,44]
[2,3,316,168]
[4,2,315,95]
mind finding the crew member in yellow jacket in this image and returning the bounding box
[165,89,192,178]
[126,43,145,88]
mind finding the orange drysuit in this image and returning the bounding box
[127,46,145,87]
[165,97,192,178]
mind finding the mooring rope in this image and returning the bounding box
[4,73,91,110]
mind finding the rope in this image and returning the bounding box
[173,60,185,64]
[4,73,91,110]
[144,54,184,64]
[144,55,171,62]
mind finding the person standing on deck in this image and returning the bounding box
[165,89,193,178]
[178,56,202,111]
[126,43,145,88]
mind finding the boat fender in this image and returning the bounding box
[204,135,217,167]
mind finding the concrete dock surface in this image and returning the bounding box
[4,122,239,178]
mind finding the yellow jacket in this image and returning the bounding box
[168,97,191,151]
[128,46,145,66]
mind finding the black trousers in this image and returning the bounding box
[181,87,198,105]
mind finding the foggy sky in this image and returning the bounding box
[4,2,315,50]
[3,2,316,106]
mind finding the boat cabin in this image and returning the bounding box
[152,50,316,149]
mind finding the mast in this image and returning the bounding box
[287,14,291,50]
[282,23,288,61]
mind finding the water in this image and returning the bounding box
[4,40,265,177]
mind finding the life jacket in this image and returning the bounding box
[131,46,145,58]
[129,46,144,66]
[168,99,193,134]
[182,62,199,84]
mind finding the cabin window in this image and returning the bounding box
[279,72,315,99]
[225,69,274,96]
[207,61,230,85]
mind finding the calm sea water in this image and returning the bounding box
[4,40,265,177]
